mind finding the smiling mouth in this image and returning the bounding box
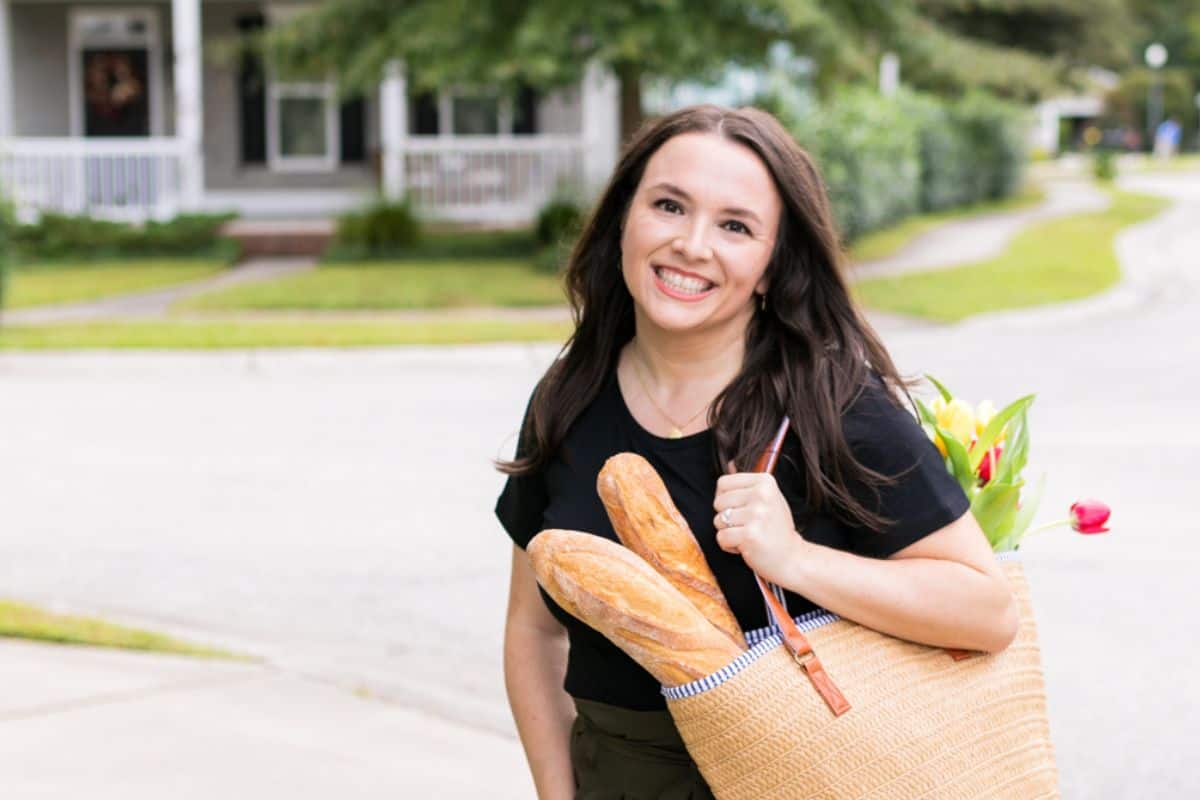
[653,265,716,295]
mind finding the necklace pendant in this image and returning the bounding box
[668,427,684,439]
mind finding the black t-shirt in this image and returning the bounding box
[494,366,969,711]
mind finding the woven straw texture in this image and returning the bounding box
[666,562,1060,800]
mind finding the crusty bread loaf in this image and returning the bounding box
[527,529,743,687]
[597,453,747,650]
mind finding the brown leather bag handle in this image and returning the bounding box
[749,418,852,717]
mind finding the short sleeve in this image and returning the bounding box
[493,393,549,551]
[841,375,970,559]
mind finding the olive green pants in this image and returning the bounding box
[570,697,716,800]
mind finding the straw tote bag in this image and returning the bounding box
[660,423,1061,800]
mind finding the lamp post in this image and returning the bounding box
[1145,43,1168,153]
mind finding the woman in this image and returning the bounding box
[494,105,1017,799]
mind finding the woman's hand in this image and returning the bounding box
[713,461,808,585]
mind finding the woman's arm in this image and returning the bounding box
[779,511,1020,653]
[503,544,577,800]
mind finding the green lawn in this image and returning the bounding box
[853,190,1169,322]
[4,259,228,309]
[847,184,1047,263]
[177,259,566,312]
[0,598,250,660]
[0,317,574,349]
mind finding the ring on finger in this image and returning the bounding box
[721,507,733,528]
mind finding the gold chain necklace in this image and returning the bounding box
[630,339,713,439]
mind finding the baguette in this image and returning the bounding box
[527,529,743,686]
[597,453,747,649]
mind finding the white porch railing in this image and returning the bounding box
[402,135,586,224]
[0,135,587,224]
[0,137,188,222]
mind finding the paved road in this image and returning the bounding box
[0,172,1197,796]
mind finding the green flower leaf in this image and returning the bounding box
[913,396,938,427]
[935,423,976,494]
[970,394,1035,472]
[971,480,1022,550]
[925,374,954,404]
[995,411,1030,486]
[1004,472,1047,551]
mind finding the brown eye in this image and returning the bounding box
[724,220,752,236]
[653,198,683,214]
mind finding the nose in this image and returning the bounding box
[672,220,713,262]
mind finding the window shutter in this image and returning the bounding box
[339,95,366,163]
[410,91,438,135]
[236,14,266,165]
[513,83,539,135]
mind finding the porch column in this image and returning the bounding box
[580,59,619,198]
[380,60,408,201]
[0,0,13,138]
[172,0,203,211]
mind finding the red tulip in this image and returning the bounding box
[1069,499,1111,534]
[976,443,1003,485]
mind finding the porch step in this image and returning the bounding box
[221,219,337,260]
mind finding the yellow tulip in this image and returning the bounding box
[974,400,1008,442]
[931,396,976,452]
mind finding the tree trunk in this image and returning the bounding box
[614,61,644,145]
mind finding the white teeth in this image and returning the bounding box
[655,267,714,294]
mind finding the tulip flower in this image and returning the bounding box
[974,400,1008,443]
[1069,499,1111,534]
[930,396,976,456]
[1025,499,1113,540]
[975,443,1003,485]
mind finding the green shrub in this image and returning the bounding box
[898,92,976,213]
[0,199,12,309]
[790,88,921,241]
[535,199,583,248]
[333,197,421,256]
[951,92,1028,202]
[12,211,239,263]
[773,88,1028,242]
[1093,148,1117,182]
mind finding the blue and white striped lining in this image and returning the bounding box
[662,550,1021,701]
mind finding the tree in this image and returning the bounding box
[245,0,1138,141]
[896,0,1135,101]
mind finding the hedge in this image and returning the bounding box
[773,88,1028,243]
[12,211,240,263]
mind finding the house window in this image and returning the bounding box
[408,84,539,136]
[452,93,500,135]
[264,4,338,172]
[267,82,338,170]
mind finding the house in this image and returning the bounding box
[0,1,621,226]
[1029,68,1119,156]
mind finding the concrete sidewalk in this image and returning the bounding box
[0,638,533,798]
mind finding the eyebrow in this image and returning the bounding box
[648,181,764,226]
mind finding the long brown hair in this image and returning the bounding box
[496,104,915,532]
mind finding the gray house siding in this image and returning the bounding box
[12,2,75,136]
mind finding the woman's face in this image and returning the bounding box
[620,132,782,337]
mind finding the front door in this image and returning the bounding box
[82,48,150,137]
